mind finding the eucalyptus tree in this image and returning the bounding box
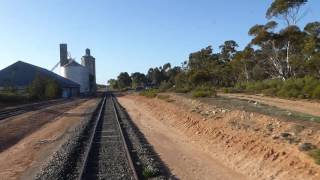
[117,72,132,89]
[266,0,308,78]
[131,72,147,88]
[266,0,308,26]
[219,40,239,63]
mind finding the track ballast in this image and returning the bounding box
[79,93,138,180]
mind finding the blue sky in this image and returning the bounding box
[0,0,319,84]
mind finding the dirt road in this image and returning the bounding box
[219,93,320,117]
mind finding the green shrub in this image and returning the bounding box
[261,88,278,96]
[191,86,216,98]
[234,82,247,90]
[174,86,192,93]
[139,89,158,98]
[233,77,320,100]
[221,87,242,93]
[302,76,319,98]
[312,85,320,99]
[277,79,303,98]
[159,81,173,92]
[142,166,158,178]
[309,149,320,165]
[28,74,61,100]
[45,79,61,99]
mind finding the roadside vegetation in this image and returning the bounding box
[108,0,320,100]
[228,76,320,99]
[28,74,61,100]
[191,86,216,98]
[309,149,320,165]
[139,89,158,98]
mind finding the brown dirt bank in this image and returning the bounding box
[219,93,320,117]
[117,93,320,180]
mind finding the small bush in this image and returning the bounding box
[191,86,216,98]
[45,79,61,99]
[312,85,320,99]
[159,81,173,92]
[174,86,192,93]
[233,77,320,100]
[28,74,61,100]
[309,149,320,165]
[142,166,158,178]
[139,89,158,98]
[221,87,242,93]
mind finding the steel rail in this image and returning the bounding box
[111,95,139,180]
[77,94,107,180]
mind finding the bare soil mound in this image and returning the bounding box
[118,93,320,180]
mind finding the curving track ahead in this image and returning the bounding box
[79,93,138,180]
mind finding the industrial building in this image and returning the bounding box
[0,44,97,98]
[59,44,96,95]
[0,61,80,97]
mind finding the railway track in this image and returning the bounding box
[79,93,138,180]
[0,99,70,120]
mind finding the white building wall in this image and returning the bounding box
[61,65,90,93]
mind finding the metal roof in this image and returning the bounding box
[0,61,80,88]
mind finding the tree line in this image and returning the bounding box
[108,0,320,99]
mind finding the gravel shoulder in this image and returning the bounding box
[0,98,99,180]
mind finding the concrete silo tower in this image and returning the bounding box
[60,44,68,66]
[81,48,96,93]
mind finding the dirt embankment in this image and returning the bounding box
[219,93,320,117]
[118,94,320,180]
[0,98,100,180]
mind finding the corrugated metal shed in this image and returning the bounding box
[0,61,80,88]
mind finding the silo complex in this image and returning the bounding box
[81,48,96,93]
[61,61,90,93]
[59,44,96,95]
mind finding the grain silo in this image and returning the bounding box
[60,44,90,94]
[81,48,96,93]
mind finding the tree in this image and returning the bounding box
[266,0,308,79]
[232,46,255,82]
[146,67,165,86]
[28,74,61,100]
[219,40,239,62]
[303,22,320,58]
[188,46,215,70]
[167,66,181,84]
[131,72,147,88]
[107,79,119,90]
[266,0,308,26]
[249,22,286,79]
[45,79,61,99]
[117,72,132,89]
[28,74,47,99]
